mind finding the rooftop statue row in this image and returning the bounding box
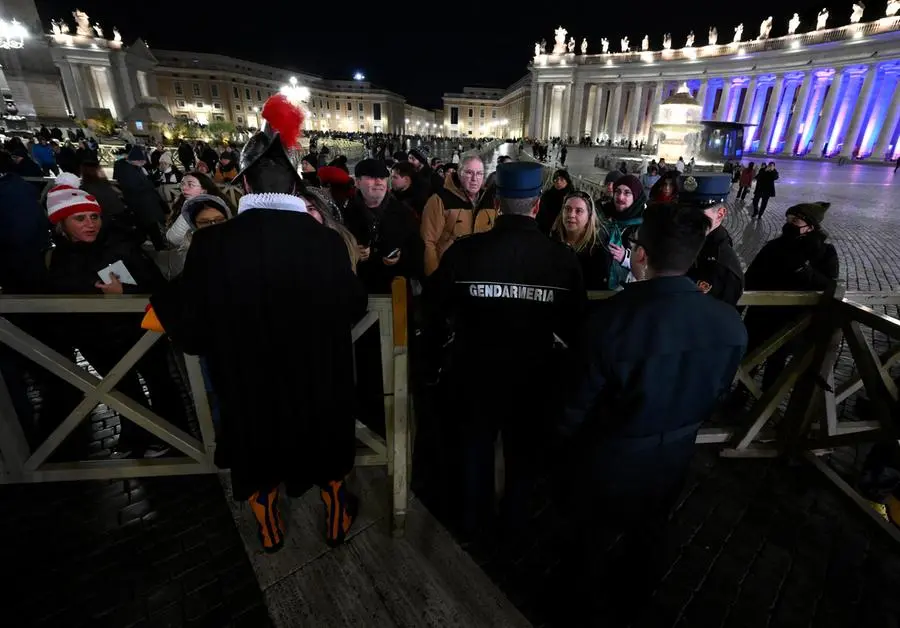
[48,9,121,43]
[534,3,900,57]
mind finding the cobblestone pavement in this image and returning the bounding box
[465,448,900,628]
[0,474,271,628]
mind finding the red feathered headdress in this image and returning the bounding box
[262,93,304,150]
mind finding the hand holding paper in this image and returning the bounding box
[97,260,137,286]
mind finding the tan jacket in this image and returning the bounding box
[421,175,497,276]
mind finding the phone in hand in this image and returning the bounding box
[385,248,401,259]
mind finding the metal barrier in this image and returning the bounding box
[0,278,411,536]
[589,287,900,541]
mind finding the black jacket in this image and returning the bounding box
[344,192,424,294]
[687,225,744,307]
[433,214,586,377]
[151,204,367,500]
[560,276,747,496]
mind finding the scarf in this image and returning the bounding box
[238,193,308,215]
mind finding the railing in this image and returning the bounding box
[521,151,608,198]
[0,277,411,536]
[588,287,900,542]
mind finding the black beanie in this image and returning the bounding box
[301,153,318,170]
[786,202,830,226]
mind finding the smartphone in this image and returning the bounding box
[385,248,401,259]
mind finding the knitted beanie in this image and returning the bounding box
[409,146,430,165]
[47,185,101,224]
[786,202,830,227]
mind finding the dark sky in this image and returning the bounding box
[35,0,832,108]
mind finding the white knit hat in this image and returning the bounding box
[47,185,101,225]
[54,172,81,188]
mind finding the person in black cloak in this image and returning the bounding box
[146,93,368,552]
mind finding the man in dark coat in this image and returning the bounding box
[150,95,367,552]
[680,174,745,306]
[114,146,168,250]
[558,203,747,621]
[433,161,586,542]
[751,161,779,219]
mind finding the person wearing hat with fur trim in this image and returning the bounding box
[679,174,745,307]
[149,94,367,552]
[743,201,838,389]
[431,161,585,544]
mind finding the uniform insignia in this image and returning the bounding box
[683,176,698,192]
[696,280,712,293]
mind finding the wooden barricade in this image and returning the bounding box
[0,282,411,537]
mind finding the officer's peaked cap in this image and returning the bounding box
[495,161,544,199]
[676,173,731,207]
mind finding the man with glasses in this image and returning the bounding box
[556,203,746,621]
[432,161,585,546]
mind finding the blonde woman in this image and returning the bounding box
[551,191,611,291]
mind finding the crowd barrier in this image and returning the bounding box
[0,277,411,536]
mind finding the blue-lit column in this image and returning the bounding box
[859,71,899,158]
[757,75,785,153]
[716,79,732,121]
[695,80,708,118]
[783,73,814,155]
[871,77,900,159]
[839,66,878,158]
[809,70,845,157]
[738,78,758,123]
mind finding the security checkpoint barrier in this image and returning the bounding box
[0,277,411,536]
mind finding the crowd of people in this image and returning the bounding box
[0,92,856,624]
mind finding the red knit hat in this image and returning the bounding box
[47,185,101,224]
[318,165,352,186]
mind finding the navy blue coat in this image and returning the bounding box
[560,276,747,499]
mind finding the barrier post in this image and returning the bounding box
[390,278,410,537]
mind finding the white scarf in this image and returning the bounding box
[238,193,308,215]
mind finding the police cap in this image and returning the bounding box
[676,173,732,207]
[495,161,544,199]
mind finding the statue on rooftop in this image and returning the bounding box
[758,16,773,39]
[788,12,801,34]
[534,42,541,57]
[567,36,576,53]
[540,39,547,54]
[621,36,630,53]
[685,31,695,47]
[72,9,91,36]
[851,2,865,22]
[734,23,744,42]
[92,22,103,38]
[113,27,122,43]
[50,19,62,35]
[641,35,649,51]
[553,26,568,54]
[663,33,672,49]
[581,38,588,54]
[601,37,610,53]
[817,7,829,29]
[709,26,718,45]
[888,0,900,16]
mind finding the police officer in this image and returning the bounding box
[679,173,744,306]
[432,161,586,543]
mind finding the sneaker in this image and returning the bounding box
[108,449,133,459]
[248,488,286,553]
[143,444,171,459]
[321,480,359,547]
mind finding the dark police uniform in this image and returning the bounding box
[432,161,586,540]
[680,174,745,306]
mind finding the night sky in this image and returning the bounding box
[34,0,836,108]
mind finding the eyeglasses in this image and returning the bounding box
[461,169,484,179]
[196,217,226,228]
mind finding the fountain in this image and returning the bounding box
[651,83,704,163]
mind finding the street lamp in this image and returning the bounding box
[0,18,27,49]
[280,75,310,103]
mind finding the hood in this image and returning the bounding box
[180,194,234,230]
[602,188,647,223]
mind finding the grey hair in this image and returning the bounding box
[460,155,483,170]
[499,195,539,216]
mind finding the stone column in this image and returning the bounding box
[695,80,709,118]
[624,83,644,141]
[757,76,785,153]
[559,83,572,140]
[591,85,606,139]
[533,82,545,138]
[645,80,664,142]
[739,76,759,124]
[528,79,539,137]
[569,81,587,139]
[605,83,623,140]
[56,62,86,119]
[840,66,880,158]
[809,70,845,157]
[871,78,900,159]
[716,79,732,121]
[783,73,814,155]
